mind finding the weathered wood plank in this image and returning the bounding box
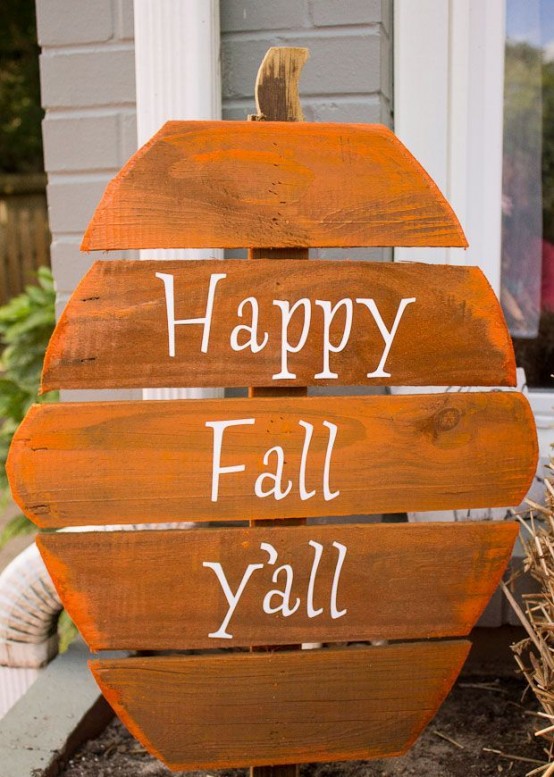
[42,260,515,392]
[80,121,467,251]
[8,393,537,528]
[90,641,470,769]
[254,46,310,122]
[38,522,518,650]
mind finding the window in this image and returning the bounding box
[503,0,554,389]
[394,0,553,456]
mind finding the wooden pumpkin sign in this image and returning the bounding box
[7,48,537,774]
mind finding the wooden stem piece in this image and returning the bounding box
[254,47,310,122]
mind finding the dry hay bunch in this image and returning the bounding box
[503,473,554,775]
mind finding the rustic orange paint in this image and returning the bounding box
[4,43,538,774]
[8,393,537,528]
[41,259,515,392]
[90,642,470,769]
[81,122,467,251]
[38,522,517,651]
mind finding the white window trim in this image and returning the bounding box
[394,0,552,456]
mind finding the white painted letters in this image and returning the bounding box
[156,271,226,357]
[272,298,311,379]
[203,540,348,639]
[330,541,347,618]
[205,418,255,501]
[356,297,416,378]
[307,541,324,618]
[314,299,353,379]
[298,421,316,501]
[230,297,269,353]
[259,542,300,619]
[254,446,293,500]
[203,560,264,639]
[322,421,339,501]
[156,271,416,381]
[207,418,340,504]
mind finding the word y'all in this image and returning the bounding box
[156,272,416,380]
[203,540,348,639]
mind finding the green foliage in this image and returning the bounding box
[543,59,554,237]
[58,610,78,654]
[0,268,76,650]
[504,40,554,241]
[0,267,57,546]
[0,512,36,549]
[504,41,542,169]
[0,0,43,173]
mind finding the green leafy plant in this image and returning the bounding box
[0,266,57,546]
[0,268,78,652]
[0,0,43,173]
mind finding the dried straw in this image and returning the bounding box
[504,469,554,774]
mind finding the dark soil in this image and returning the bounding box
[59,675,548,777]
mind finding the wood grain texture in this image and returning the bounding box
[8,393,537,528]
[80,121,467,251]
[248,48,309,744]
[90,642,470,769]
[254,47,310,121]
[41,260,516,392]
[38,522,518,650]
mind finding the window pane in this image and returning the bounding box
[503,0,554,387]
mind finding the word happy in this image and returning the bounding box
[156,272,416,380]
[203,540,348,639]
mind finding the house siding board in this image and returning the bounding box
[47,178,114,235]
[220,0,310,33]
[36,0,137,298]
[35,0,113,46]
[115,0,135,40]
[309,0,387,28]
[39,49,136,110]
[42,114,121,172]
[49,240,95,292]
[305,94,386,123]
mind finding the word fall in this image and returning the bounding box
[205,417,339,502]
[156,271,416,380]
[203,540,348,639]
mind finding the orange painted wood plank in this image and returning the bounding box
[90,641,470,769]
[8,393,537,528]
[80,122,467,251]
[38,521,517,651]
[42,260,515,392]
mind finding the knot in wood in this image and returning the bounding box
[434,407,462,434]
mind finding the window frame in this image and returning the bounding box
[394,0,552,455]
